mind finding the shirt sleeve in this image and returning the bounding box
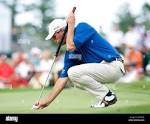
[73,22,95,49]
[59,52,81,78]
[59,62,74,77]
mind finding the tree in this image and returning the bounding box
[0,0,18,28]
[0,0,55,52]
[0,0,22,43]
[140,3,150,30]
[115,3,136,33]
[23,0,54,39]
[0,0,55,38]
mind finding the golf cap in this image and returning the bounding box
[45,19,67,40]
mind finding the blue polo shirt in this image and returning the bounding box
[59,22,121,77]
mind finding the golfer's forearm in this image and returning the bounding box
[66,25,76,51]
[45,77,68,104]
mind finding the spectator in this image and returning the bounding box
[29,49,53,89]
[123,25,141,52]
[118,44,143,83]
[15,52,35,82]
[144,50,150,76]
[53,53,64,84]
[106,24,124,54]
[29,70,43,89]
[29,47,41,69]
[0,53,14,88]
[10,52,28,88]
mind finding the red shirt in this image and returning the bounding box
[0,63,14,79]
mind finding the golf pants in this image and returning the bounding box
[68,60,125,102]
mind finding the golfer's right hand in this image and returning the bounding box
[32,101,49,110]
[66,11,75,27]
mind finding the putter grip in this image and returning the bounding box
[72,7,76,13]
[55,7,76,57]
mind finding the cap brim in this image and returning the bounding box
[45,33,54,40]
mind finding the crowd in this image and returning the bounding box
[0,47,64,89]
[106,24,150,83]
[0,23,149,89]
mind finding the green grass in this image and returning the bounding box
[0,80,150,113]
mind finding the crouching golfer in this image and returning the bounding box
[34,10,125,109]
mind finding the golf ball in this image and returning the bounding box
[32,104,38,110]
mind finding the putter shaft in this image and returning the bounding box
[37,56,56,103]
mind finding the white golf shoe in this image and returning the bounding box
[91,90,117,108]
[91,102,105,108]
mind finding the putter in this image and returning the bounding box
[32,7,76,109]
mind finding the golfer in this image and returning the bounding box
[34,10,125,109]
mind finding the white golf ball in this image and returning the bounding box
[32,104,38,110]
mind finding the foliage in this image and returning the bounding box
[0,0,55,53]
[116,3,136,33]
[140,3,150,30]
[115,2,150,33]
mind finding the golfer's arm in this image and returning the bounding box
[44,77,69,105]
[66,24,76,51]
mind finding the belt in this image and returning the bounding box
[113,57,124,63]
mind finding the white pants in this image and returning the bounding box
[68,60,125,102]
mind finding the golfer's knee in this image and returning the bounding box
[68,66,78,80]
[68,67,74,78]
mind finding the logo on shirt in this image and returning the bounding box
[91,40,94,44]
[69,54,82,60]
[61,69,66,74]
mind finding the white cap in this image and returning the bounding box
[45,19,67,40]
[30,47,41,55]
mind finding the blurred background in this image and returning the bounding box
[0,0,150,89]
[0,0,150,115]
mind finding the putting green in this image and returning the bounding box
[0,80,150,113]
